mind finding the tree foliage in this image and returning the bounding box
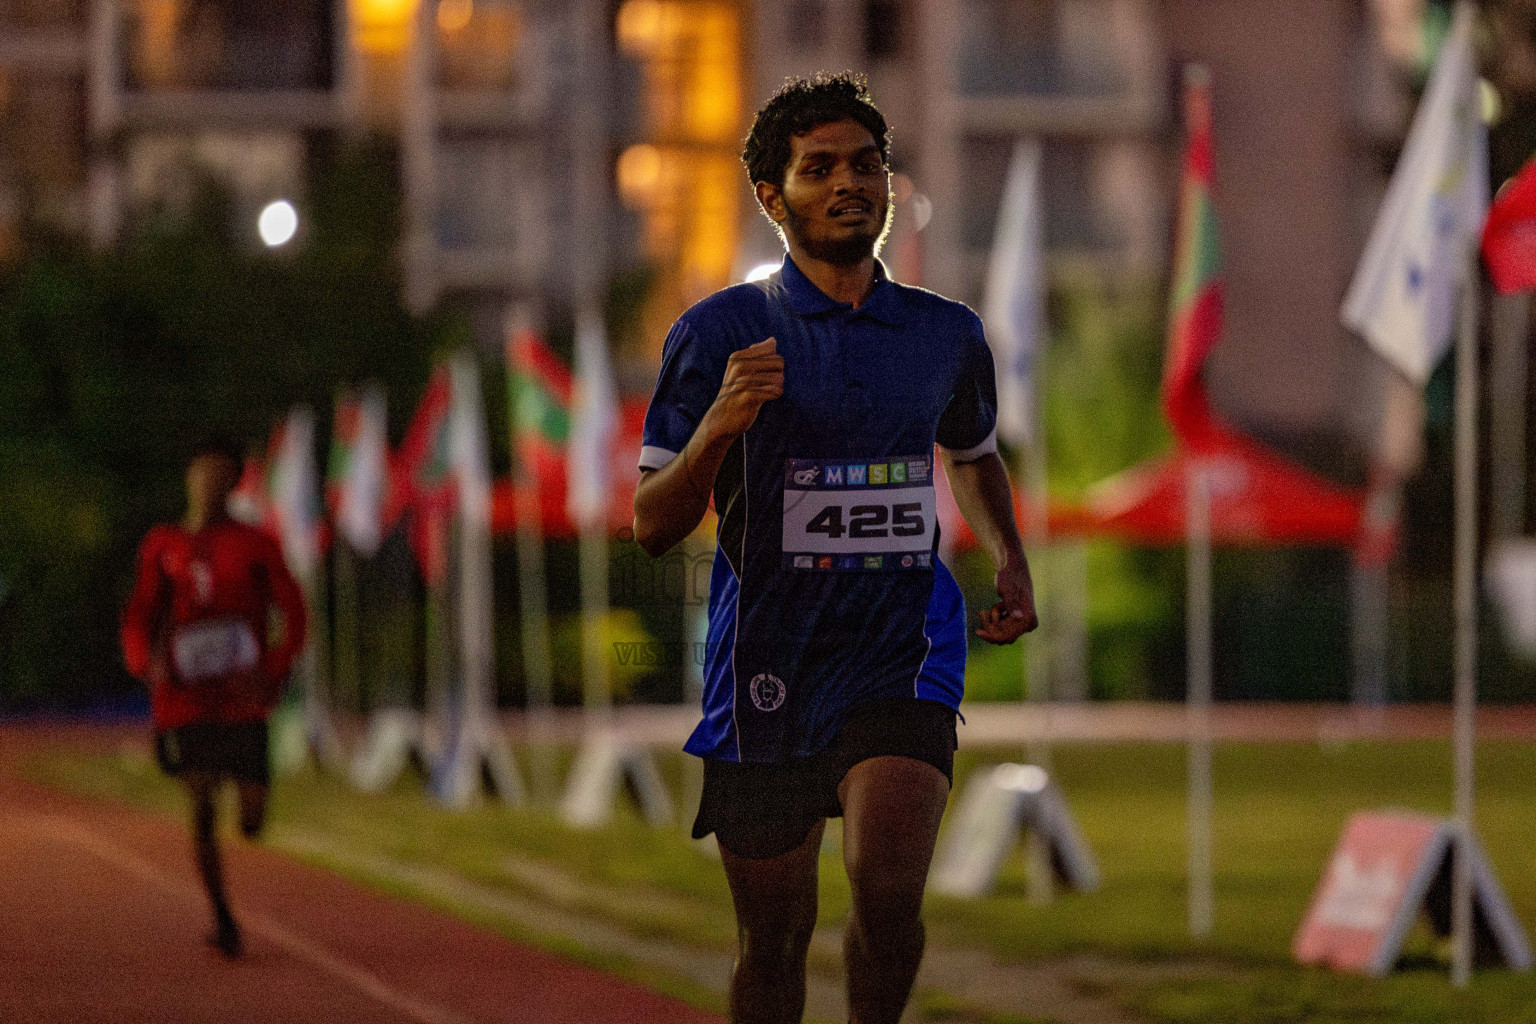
[0,140,456,707]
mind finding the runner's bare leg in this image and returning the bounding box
[720,820,825,1024]
[184,769,239,951]
[838,755,949,1024]
[236,781,269,839]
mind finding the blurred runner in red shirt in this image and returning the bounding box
[122,436,307,957]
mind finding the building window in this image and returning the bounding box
[864,0,905,60]
[789,0,825,49]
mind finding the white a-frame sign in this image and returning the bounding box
[930,763,1099,899]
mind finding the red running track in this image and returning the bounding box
[0,734,722,1024]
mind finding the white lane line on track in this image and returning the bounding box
[42,816,476,1024]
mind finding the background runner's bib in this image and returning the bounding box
[781,455,936,571]
[171,619,260,684]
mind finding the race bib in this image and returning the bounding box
[171,619,259,684]
[781,455,936,571]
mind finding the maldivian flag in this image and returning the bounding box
[396,367,454,583]
[328,383,389,556]
[506,325,572,486]
[396,366,453,505]
[1341,1,1487,383]
[1162,64,1225,447]
[566,307,618,532]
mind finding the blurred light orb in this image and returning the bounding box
[745,262,780,283]
[910,192,933,232]
[1480,78,1502,126]
[258,200,298,247]
[437,0,472,33]
[617,144,664,203]
[616,0,664,56]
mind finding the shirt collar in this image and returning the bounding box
[778,254,906,326]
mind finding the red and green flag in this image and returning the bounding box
[506,327,572,488]
[328,384,391,555]
[394,367,454,582]
[1162,64,1225,448]
[396,366,454,504]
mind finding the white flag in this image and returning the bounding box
[1341,1,1488,383]
[983,140,1045,446]
[448,351,494,532]
[566,306,618,531]
[336,384,390,556]
[271,405,322,579]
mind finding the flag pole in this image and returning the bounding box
[1186,462,1214,938]
[1451,254,1482,988]
[507,307,558,805]
[1022,384,1053,907]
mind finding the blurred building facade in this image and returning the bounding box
[747,0,1423,466]
[0,0,1426,459]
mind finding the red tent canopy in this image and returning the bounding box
[1069,430,1366,546]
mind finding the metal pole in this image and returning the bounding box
[1350,559,1389,708]
[572,0,609,718]
[509,308,558,804]
[1020,445,1053,906]
[401,0,438,314]
[579,527,612,712]
[86,0,121,249]
[1489,291,1529,540]
[339,540,365,715]
[1186,463,1214,939]
[1451,259,1482,987]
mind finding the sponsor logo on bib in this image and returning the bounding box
[749,672,786,712]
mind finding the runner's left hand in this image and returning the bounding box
[976,557,1037,644]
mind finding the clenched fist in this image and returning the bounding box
[708,337,784,438]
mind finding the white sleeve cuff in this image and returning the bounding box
[938,426,998,463]
[638,445,678,471]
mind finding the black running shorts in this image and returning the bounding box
[155,720,271,785]
[692,697,958,860]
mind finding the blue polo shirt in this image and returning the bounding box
[640,255,998,763]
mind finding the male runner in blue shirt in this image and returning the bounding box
[633,73,1036,1024]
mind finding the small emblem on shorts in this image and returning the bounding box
[818,556,833,570]
[793,554,814,569]
[916,552,932,567]
[749,672,786,712]
[864,555,883,570]
[793,466,820,485]
[901,554,914,568]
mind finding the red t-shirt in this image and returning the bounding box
[122,519,308,730]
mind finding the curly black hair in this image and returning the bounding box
[742,72,890,188]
